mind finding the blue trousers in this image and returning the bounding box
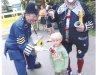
[14,54,36,75]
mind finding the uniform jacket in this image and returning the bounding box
[4,16,34,60]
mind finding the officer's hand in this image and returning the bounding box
[34,46,42,52]
[31,49,36,55]
[31,46,42,55]
[48,10,55,19]
[76,24,85,32]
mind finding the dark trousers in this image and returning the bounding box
[14,54,36,75]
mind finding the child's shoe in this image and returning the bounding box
[77,72,82,75]
[67,69,73,75]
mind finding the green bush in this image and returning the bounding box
[80,0,89,3]
[80,0,95,21]
[49,0,64,6]
[86,1,95,20]
[86,1,96,29]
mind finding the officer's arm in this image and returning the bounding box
[14,24,34,56]
[82,3,95,31]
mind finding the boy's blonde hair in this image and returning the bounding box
[50,32,63,42]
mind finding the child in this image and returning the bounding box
[49,32,69,75]
[45,6,54,36]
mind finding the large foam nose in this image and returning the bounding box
[33,17,37,22]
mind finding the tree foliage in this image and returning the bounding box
[86,1,95,20]
[2,0,9,5]
[86,1,95,29]
[49,0,64,6]
[80,0,90,3]
[20,0,26,10]
[2,0,9,11]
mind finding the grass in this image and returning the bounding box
[89,29,95,36]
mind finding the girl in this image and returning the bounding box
[39,5,46,31]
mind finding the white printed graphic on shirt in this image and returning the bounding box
[52,53,62,61]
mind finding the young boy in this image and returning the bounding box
[49,32,69,75]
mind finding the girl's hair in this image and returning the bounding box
[50,32,63,41]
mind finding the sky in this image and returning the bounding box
[8,0,21,5]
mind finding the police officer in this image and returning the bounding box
[48,0,95,75]
[4,3,41,75]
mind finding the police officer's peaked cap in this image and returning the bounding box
[25,2,38,15]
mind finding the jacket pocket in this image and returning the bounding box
[8,49,24,60]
